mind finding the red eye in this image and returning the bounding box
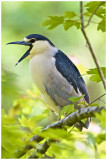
[30,39,36,43]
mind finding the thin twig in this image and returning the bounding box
[98,98,106,104]
[84,1,105,28]
[80,1,106,90]
[86,93,106,107]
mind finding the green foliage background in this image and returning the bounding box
[1,1,106,159]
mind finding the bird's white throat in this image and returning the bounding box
[30,40,56,57]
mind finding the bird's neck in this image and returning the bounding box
[30,40,58,57]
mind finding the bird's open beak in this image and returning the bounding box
[6,40,32,66]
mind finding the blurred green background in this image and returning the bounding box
[1,1,106,159]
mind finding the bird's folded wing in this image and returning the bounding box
[54,50,89,104]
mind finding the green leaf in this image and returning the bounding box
[18,115,35,130]
[97,17,106,32]
[40,128,72,140]
[69,95,85,102]
[41,16,64,30]
[59,104,75,117]
[1,109,16,125]
[89,103,99,107]
[84,2,106,32]
[86,67,106,82]
[1,110,25,158]
[77,101,87,107]
[95,7,106,18]
[85,1,101,8]
[85,2,105,16]
[64,20,80,30]
[95,132,106,144]
[84,12,91,17]
[64,11,77,19]
[95,109,106,129]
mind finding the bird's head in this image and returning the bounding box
[7,34,55,65]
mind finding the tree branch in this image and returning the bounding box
[80,1,106,90]
[28,139,55,159]
[15,106,105,158]
[84,2,105,28]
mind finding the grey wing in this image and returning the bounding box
[44,70,82,107]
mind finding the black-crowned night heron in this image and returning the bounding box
[7,34,90,130]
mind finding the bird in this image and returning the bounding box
[7,34,90,130]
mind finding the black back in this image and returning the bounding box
[54,50,89,103]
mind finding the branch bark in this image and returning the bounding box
[15,106,105,158]
[28,139,55,159]
[80,1,106,90]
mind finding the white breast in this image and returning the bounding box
[30,54,52,90]
[29,48,60,113]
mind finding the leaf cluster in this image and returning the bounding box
[1,70,106,159]
[42,1,106,32]
[84,1,106,32]
[42,11,81,31]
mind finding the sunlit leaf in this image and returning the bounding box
[59,104,75,118]
[69,95,85,102]
[77,101,87,107]
[64,20,80,30]
[95,7,106,18]
[41,16,64,30]
[85,1,105,17]
[86,67,106,82]
[85,1,106,32]
[1,110,25,158]
[8,103,21,118]
[18,115,36,130]
[89,103,99,107]
[95,109,106,129]
[95,132,106,144]
[97,17,106,32]
[40,128,72,140]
